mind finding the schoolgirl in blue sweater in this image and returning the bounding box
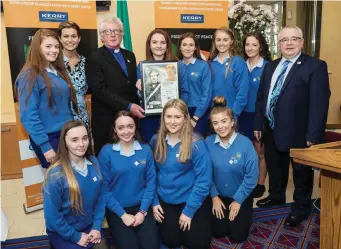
[209,27,249,125]
[176,32,212,136]
[151,99,212,249]
[98,111,159,249]
[240,32,272,198]
[205,96,259,243]
[136,29,189,143]
[43,120,107,249]
[16,29,75,168]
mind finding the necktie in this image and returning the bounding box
[268,60,291,129]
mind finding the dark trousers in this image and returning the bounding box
[48,225,108,249]
[140,116,160,143]
[212,195,253,243]
[105,206,159,249]
[29,131,60,168]
[188,107,210,137]
[159,198,212,249]
[263,121,313,217]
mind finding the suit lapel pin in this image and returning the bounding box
[127,59,130,63]
[297,61,301,65]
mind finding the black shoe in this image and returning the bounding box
[284,214,306,228]
[253,184,266,198]
[256,196,285,208]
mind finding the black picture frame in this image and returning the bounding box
[140,60,180,116]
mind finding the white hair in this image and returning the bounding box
[99,17,124,34]
[279,25,304,39]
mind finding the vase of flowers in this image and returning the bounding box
[228,0,277,54]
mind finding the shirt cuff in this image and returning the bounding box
[127,103,132,111]
[91,220,102,232]
[40,141,52,153]
[70,230,82,244]
[182,205,197,219]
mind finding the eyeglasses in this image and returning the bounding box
[101,29,122,36]
[279,37,302,44]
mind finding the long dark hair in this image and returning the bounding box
[145,29,177,61]
[176,32,201,60]
[109,111,143,144]
[242,32,272,61]
[15,29,77,110]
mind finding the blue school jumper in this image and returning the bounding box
[137,61,189,142]
[150,135,212,218]
[17,68,73,167]
[239,58,268,139]
[183,58,212,136]
[210,55,249,119]
[98,141,156,217]
[44,156,105,248]
[205,133,259,204]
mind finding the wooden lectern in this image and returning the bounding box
[291,141,341,249]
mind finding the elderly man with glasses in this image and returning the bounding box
[254,25,330,228]
[86,17,145,155]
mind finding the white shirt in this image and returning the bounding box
[214,132,238,149]
[266,52,302,116]
[246,57,264,72]
[112,140,142,157]
[71,157,92,177]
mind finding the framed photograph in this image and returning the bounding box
[140,60,180,115]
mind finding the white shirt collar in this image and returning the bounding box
[214,132,238,149]
[247,57,264,72]
[165,135,180,147]
[71,157,92,177]
[183,57,197,65]
[281,52,301,65]
[213,55,230,64]
[112,140,142,156]
[45,66,58,75]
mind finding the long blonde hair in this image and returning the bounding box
[154,99,193,163]
[43,120,95,214]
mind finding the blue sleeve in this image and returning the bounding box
[232,145,259,204]
[17,76,52,153]
[43,172,82,243]
[179,62,189,104]
[194,62,212,118]
[232,59,249,117]
[182,140,212,218]
[98,147,126,217]
[137,63,141,80]
[152,192,160,207]
[307,61,330,144]
[136,63,143,100]
[204,138,219,197]
[91,158,106,231]
[140,146,157,211]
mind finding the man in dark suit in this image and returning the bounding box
[254,25,330,228]
[145,70,162,110]
[86,17,144,155]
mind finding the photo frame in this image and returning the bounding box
[140,60,180,115]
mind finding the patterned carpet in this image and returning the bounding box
[1,203,320,249]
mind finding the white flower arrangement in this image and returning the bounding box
[228,0,277,53]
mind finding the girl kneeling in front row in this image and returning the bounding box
[43,120,108,249]
[151,99,212,249]
[98,111,159,249]
[206,96,259,243]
